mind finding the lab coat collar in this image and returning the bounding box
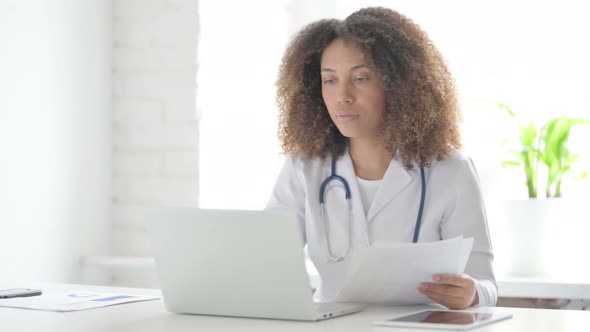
[366,157,414,222]
[336,146,415,224]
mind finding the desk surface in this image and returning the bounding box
[1,284,589,332]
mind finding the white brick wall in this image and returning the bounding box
[111,0,199,287]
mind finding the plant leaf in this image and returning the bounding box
[502,161,521,167]
[496,102,516,118]
[520,121,537,148]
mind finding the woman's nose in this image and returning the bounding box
[337,83,353,104]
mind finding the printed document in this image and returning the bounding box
[334,237,474,304]
[0,290,160,312]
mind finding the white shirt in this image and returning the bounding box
[266,149,497,306]
[356,177,381,217]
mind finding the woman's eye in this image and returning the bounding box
[353,77,368,82]
[323,79,335,85]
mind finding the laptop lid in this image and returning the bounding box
[146,208,319,320]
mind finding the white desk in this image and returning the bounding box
[1,284,590,332]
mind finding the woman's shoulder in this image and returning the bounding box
[441,149,471,163]
[430,149,477,175]
[285,153,326,168]
[429,150,484,196]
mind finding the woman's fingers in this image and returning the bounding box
[418,273,478,309]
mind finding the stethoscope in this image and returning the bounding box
[319,157,426,263]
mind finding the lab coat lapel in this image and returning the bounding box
[366,158,413,223]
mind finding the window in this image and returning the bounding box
[197,0,289,209]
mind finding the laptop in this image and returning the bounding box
[145,208,365,321]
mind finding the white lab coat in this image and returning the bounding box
[266,148,497,306]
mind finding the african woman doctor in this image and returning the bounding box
[266,7,496,309]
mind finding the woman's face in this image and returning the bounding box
[320,38,386,140]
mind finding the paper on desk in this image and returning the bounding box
[334,236,474,305]
[0,290,160,312]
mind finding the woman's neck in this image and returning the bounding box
[348,137,391,180]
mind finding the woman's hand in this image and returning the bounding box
[418,273,478,309]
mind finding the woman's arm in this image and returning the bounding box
[420,157,497,308]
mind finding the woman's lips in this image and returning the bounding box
[336,113,360,122]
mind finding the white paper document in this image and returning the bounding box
[0,290,160,312]
[334,237,474,304]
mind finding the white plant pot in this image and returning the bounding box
[487,199,589,279]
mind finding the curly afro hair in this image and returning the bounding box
[276,7,462,169]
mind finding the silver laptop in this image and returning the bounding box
[145,208,364,321]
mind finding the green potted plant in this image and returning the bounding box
[492,102,590,278]
[496,102,589,198]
